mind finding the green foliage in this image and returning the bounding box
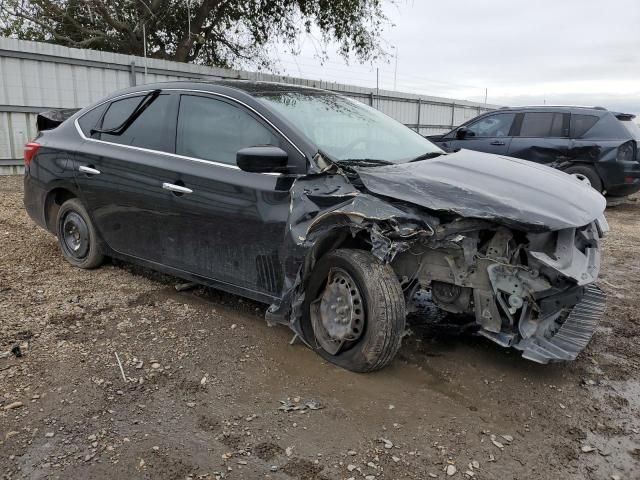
[0,0,389,68]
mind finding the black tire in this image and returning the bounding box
[301,249,406,373]
[56,198,104,269]
[564,165,603,193]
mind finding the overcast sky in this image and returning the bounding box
[273,0,640,115]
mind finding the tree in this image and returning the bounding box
[0,0,389,69]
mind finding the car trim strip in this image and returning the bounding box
[73,88,307,176]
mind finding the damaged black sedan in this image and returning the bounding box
[24,81,608,372]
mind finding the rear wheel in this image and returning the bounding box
[56,198,104,269]
[302,249,406,372]
[564,165,603,193]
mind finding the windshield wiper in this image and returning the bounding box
[91,89,161,136]
[337,158,395,167]
[408,151,446,163]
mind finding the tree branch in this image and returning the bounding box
[175,0,226,62]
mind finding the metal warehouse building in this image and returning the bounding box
[0,37,496,174]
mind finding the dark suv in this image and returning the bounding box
[429,106,640,198]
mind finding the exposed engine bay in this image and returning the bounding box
[391,218,607,363]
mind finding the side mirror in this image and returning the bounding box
[456,127,469,140]
[237,146,289,173]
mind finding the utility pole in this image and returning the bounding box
[393,46,398,91]
[143,24,148,83]
[484,88,488,106]
[376,68,380,109]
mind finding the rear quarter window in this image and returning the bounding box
[578,113,630,140]
[77,104,108,137]
[570,114,599,138]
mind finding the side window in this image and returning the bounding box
[176,95,280,165]
[466,113,515,138]
[519,112,566,137]
[99,94,174,152]
[550,112,565,137]
[77,104,107,137]
[571,114,599,138]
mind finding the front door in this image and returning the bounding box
[448,112,516,155]
[162,93,304,297]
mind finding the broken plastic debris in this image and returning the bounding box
[278,399,323,412]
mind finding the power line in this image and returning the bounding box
[272,54,484,91]
[267,52,489,102]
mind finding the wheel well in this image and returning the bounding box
[562,162,601,176]
[302,228,371,287]
[44,188,76,231]
[562,163,604,191]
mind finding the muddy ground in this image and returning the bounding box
[0,175,639,480]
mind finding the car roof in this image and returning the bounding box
[496,105,635,120]
[215,80,327,95]
[118,79,328,97]
[73,79,329,162]
[498,105,609,114]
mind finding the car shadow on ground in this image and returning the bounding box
[114,256,568,381]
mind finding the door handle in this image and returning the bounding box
[162,182,193,194]
[78,165,101,175]
[490,140,505,146]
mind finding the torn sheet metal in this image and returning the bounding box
[266,169,438,328]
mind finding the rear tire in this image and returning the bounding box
[302,249,406,373]
[564,165,603,193]
[56,198,104,269]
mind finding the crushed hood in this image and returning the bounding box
[354,149,606,231]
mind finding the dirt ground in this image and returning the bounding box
[1,175,639,480]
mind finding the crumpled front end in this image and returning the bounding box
[267,156,607,365]
[511,219,607,362]
[392,215,608,364]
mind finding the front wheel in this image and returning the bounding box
[302,249,406,372]
[56,198,104,269]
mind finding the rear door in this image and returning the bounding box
[446,112,516,155]
[73,91,181,263]
[507,111,570,165]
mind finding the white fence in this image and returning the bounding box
[0,37,497,173]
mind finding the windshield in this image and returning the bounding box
[257,91,443,163]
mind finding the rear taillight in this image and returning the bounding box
[23,142,40,166]
[617,140,635,162]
